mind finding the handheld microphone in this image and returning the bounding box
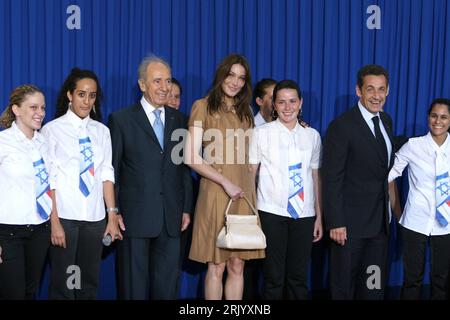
[102,234,113,246]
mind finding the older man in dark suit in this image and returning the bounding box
[322,64,394,300]
[108,55,193,300]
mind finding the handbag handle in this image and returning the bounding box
[224,195,260,220]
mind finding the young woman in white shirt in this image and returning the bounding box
[249,80,323,299]
[0,85,51,299]
[41,68,124,299]
[389,98,450,300]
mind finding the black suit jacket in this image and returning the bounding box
[108,103,193,238]
[322,106,394,238]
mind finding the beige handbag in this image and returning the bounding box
[216,196,266,250]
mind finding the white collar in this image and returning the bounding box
[11,121,42,144]
[427,131,450,156]
[65,108,90,133]
[275,118,301,134]
[141,96,165,115]
[254,111,266,122]
[358,100,381,123]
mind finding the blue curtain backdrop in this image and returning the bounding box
[1,0,449,299]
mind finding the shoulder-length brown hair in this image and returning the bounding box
[207,54,254,127]
[0,84,43,129]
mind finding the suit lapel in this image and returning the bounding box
[352,107,386,163]
[132,103,161,147]
[353,106,394,166]
[380,112,394,167]
[163,106,175,150]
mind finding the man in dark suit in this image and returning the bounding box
[322,64,394,300]
[108,55,193,300]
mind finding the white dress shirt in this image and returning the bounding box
[388,132,450,235]
[141,96,166,127]
[249,119,322,218]
[0,122,50,225]
[254,111,267,127]
[40,109,114,222]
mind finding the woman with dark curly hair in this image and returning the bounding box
[41,68,124,299]
[54,70,103,121]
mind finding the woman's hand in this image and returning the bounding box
[104,213,125,243]
[222,179,244,201]
[313,216,323,242]
[51,218,66,248]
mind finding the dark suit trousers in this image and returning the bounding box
[176,219,192,298]
[0,222,50,299]
[401,226,450,300]
[329,232,388,300]
[117,219,180,300]
[259,211,315,300]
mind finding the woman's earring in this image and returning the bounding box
[68,101,72,110]
[271,109,278,120]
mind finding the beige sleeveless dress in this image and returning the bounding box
[188,98,265,264]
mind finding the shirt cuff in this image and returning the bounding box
[101,167,115,183]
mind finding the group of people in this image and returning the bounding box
[0,69,124,300]
[322,66,450,300]
[0,53,449,301]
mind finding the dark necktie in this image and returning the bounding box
[372,116,388,164]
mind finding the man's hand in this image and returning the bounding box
[181,213,191,232]
[330,227,347,246]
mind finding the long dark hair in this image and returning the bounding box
[55,67,103,121]
[207,54,254,127]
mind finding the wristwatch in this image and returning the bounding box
[106,207,119,214]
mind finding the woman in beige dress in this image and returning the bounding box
[185,54,264,300]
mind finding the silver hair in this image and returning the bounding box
[138,54,171,81]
